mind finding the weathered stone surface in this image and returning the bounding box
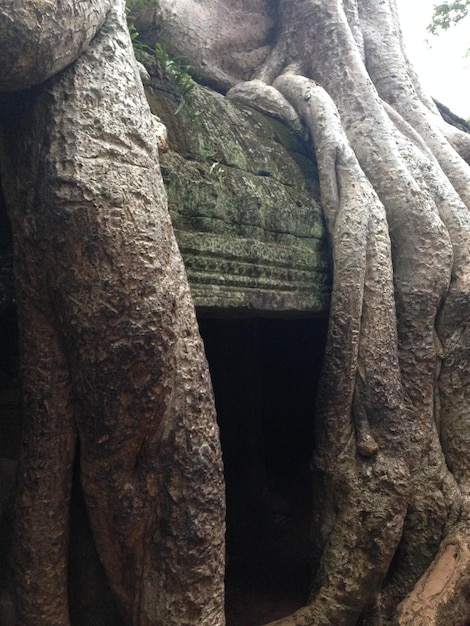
[145,79,331,315]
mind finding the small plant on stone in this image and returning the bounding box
[154,43,195,114]
[126,0,154,54]
[125,2,196,116]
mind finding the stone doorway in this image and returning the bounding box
[197,316,328,626]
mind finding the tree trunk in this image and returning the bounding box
[135,0,470,623]
[2,0,470,624]
[0,2,225,625]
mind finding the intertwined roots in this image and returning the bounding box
[3,0,470,624]
[224,1,470,624]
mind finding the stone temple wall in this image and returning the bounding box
[145,76,331,317]
[0,71,331,626]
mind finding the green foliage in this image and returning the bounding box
[153,44,195,115]
[125,0,149,10]
[428,0,470,34]
[128,25,154,55]
[125,0,154,54]
[125,0,195,116]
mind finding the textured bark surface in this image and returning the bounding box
[0,2,224,625]
[0,0,113,91]
[134,0,277,91]
[133,0,470,624]
[1,0,470,624]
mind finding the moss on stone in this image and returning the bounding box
[145,78,331,314]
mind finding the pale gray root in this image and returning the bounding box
[343,0,365,60]
[253,37,289,86]
[0,0,114,91]
[260,72,408,625]
[357,2,470,616]
[227,80,305,136]
[225,1,468,622]
[376,99,469,616]
[442,124,470,165]
[383,101,470,506]
[300,2,467,608]
[357,0,470,205]
[387,0,470,165]
[133,0,276,91]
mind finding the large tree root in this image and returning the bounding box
[227,1,470,623]
[0,3,225,625]
[3,0,470,622]
[396,524,470,626]
[229,71,408,625]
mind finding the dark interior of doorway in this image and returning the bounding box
[197,316,328,626]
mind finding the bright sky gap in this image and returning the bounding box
[396,0,470,118]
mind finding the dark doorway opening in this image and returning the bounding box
[197,316,328,626]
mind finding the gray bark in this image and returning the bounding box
[0,0,113,91]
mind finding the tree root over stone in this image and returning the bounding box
[227,1,470,624]
[3,0,470,622]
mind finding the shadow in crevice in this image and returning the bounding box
[197,315,328,626]
[68,449,124,626]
